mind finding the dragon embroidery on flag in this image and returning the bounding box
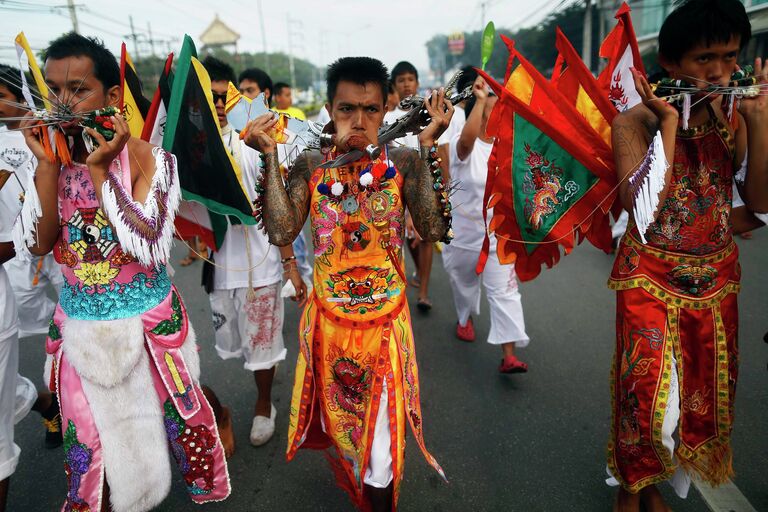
[522,144,579,231]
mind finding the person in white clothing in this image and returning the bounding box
[384,61,436,312]
[436,65,476,182]
[239,67,313,287]
[204,57,307,449]
[443,75,530,374]
[0,65,62,337]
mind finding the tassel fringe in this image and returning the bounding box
[678,442,734,487]
[681,93,691,130]
[11,161,43,261]
[100,147,180,267]
[54,130,72,167]
[628,130,668,244]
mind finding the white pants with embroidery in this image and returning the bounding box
[209,283,286,372]
[442,245,529,346]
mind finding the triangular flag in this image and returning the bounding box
[119,43,151,137]
[598,2,645,112]
[163,35,256,250]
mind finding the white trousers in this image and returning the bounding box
[364,381,393,488]
[209,284,286,371]
[6,255,62,337]
[606,356,692,498]
[442,245,529,346]
[0,331,37,481]
[611,211,629,240]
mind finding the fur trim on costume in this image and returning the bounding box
[62,316,171,512]
[62,317,145,388]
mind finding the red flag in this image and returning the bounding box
[598,2,646,112]
[141,53,174,143]
[475,41,616,280]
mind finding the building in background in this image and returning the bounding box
[597,0,768,65]
[200,14,240,55]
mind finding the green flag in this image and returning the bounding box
[481,21,495,71]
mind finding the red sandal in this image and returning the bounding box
[499,355,528,374]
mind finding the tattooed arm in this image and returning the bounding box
[18,113,61,255]
[614,71,679,218]
[263,149,320,246]
[393,86,453,242]
[393,147,449,242]
[242,113,321,246]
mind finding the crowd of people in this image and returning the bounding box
[0,0,766,510]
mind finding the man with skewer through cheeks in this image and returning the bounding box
[608,1,768,510]
[15,33,230,511]
[241,57,453,511]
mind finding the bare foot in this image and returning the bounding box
[614,487,641,512]
[218,406,235,458]
[640,485,671,512]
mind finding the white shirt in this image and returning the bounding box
[383,107,419,150]
[438,105,466,146]
[213,126,281,290]
[449,133,494,252]
[0,127,24,339]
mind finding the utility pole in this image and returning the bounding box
[257,0,270,74]
[287,14,296,87]
[147,22,156,58]
[582,0,593,72]
[480,0,487,29]
[66,0,79,33]
[128,15,140,59]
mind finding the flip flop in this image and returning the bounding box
[499,355,528,374]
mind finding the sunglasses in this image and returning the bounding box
[212,92,227,105]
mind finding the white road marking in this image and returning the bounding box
[693,476,757,512]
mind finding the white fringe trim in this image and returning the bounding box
[100,147,180,267]
[734,150,747,187]
[10,160,42,261]
[629,131,668,244]
[681,93,691,131]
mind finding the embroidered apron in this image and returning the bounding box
[607,112,740,492]
[286,158,445,508]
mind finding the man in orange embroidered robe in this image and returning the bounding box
[241,57,452,511]
[607,1,768,510]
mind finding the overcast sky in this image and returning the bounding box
[0,0,575,73]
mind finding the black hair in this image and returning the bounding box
[43,32,120,90]
[391,61,418,81]
[387,81,396,94]
[238,67,272,92]
[326,57,389,106]
[659,0,751,63]
[202,56,236,84]
[457,65,478,91]
[0,64,24,102]
[273,82,290,95]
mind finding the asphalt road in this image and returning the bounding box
[8,230,768,511]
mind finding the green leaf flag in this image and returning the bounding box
[481,21,495,71]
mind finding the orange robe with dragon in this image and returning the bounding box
[286,157,445,508]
